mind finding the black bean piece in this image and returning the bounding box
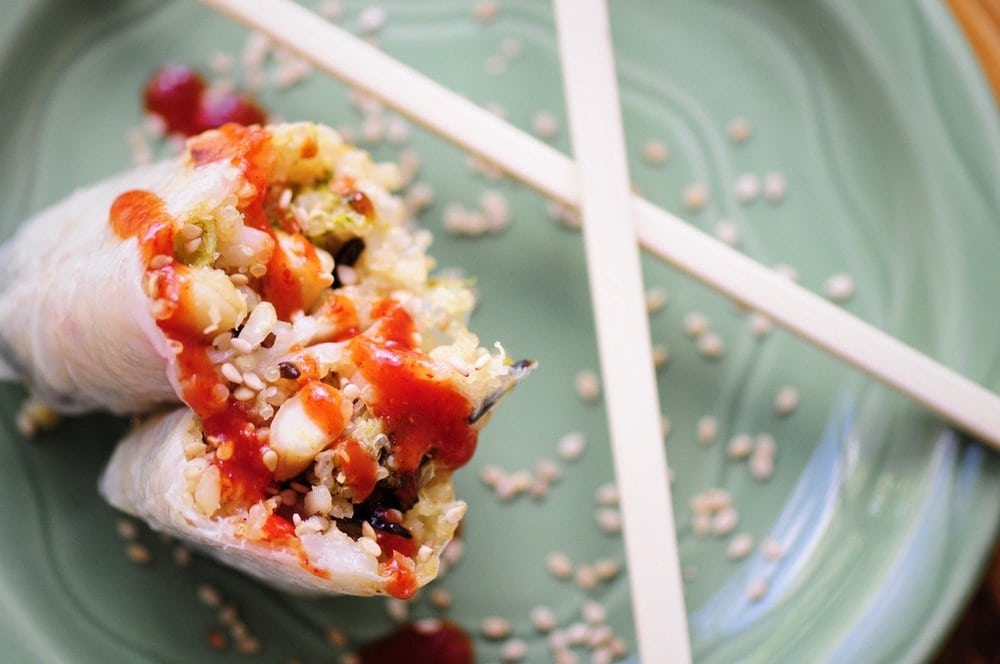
[278,361,301,380]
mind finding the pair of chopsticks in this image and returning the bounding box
[199,0,1000,660]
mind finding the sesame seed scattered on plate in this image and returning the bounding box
[726,117,753,143]
[763,172,788,203]
[641,139,670,166]
[480,616,512,640]
[682,182,710,211]
[682,311,709,337]
[546,551,574,579]
[557,431,588,461]
[824,272,856,301]
[696,415,718,445]
[727,433,753,460]
[727,533,755,561]
[733,173,760,204]
[774,386,800,416]
[573,370,601,403]
[645,286,668,313]
[531,605,557,633]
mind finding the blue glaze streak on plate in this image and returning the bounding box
[1,0,999,662]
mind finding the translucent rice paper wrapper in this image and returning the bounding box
[0,158,239,415]
[99,408,465,596]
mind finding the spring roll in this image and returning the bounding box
[6,122,530,595]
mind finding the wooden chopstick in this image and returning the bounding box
[198,0,1000,448]
[553,0,691,660]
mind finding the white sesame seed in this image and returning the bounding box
[749,451,775,481]
[715,219,740,246]
[682,311,709,337]
[357,6,387,33]
[230,337,253,354]
[501,638,528,662]
[645,286,668,313]
[235,636,261,654]
[531,605,556,633]
[473,0,499,23]
[172,545,191,567]
[696,415,718,445]
[824,272,856,301]
[747,577,769,602]
[581,600,607,625]
[359,537,382,558]
[232,386,256,402]
[197,583,223,608]
[594,482,619,506]
[749,312,774,338]
[546,551,573,579]
[712,507,739,536]
[125,542,152,565]
[727,533,755,561]
[727,433,753,459]
[479,464,505,488]
[576,564,598,590]
[326,627,349,647]
[532,110,559,139]
[774,386,800,416]
[318,0,343,20]
[429,588,452,610]
[416,545,433,564]
[481,616,512,640]
[682,182,710,211]
[595,508,622,534]
[242,372,266,391]
[641,139,670,165]
[763,172,788,202]
[697,332,726,359]
[594,558,620,580]
[733,173,760,204]
[652,343,670,369]
[761,537,785,561]
[385,597,408,622]
[534,458,562,484]
[755,433,777,458]
[116,519,139,541]
[558,431,588,461]
[566,622,589,646]
[727,117,753,144]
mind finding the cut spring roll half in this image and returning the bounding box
[72,121,526,596]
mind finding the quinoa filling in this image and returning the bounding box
[109,123,523,597]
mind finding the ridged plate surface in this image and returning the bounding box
[1,0,999,661]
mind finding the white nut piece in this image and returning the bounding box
[169,266,248,338]
[269,383,347,480]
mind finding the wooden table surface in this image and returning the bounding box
[931,3,1000,662]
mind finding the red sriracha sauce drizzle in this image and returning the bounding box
[352,300,478,474]
[110,126,479,597]
[356,621,474,664]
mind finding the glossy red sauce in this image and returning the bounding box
[109,190,176,262]
[357,621,474,664]
[143,65,206,136]
[261,232,323,320]
[299,380,348,438]
[376,530,417,561]
[335,437,378,502]
[351,303,476,474]
[382,551,418,600]
[144,65,267,137]
[203,404,272,507]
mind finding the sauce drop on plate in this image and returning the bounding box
[357,621,474,664]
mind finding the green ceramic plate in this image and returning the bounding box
[2,0,999,661]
